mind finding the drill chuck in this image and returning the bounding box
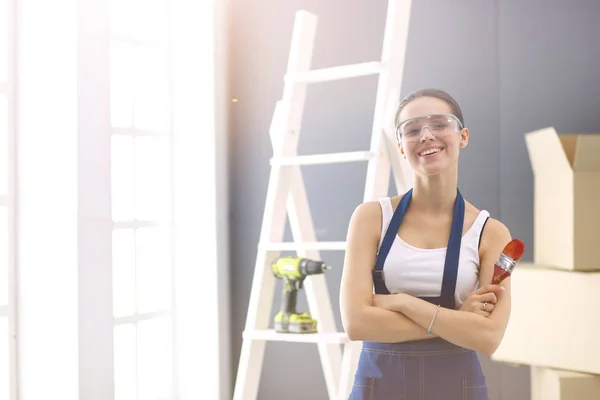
[299,258,330,276]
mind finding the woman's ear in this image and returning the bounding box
[397,141,406,158]
[459,128,469,148]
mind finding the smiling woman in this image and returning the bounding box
[340,89,513,399]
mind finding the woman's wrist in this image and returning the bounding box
[390,293,409,313]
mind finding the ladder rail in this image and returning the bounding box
[363,0,414,201]
[270,100,344,398]
[381,0,415,195]
[232,11,319,400]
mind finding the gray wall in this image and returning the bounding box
[228,0,600,399]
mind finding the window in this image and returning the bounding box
[9,0,227,397]
[0,0,16,398]
[109,0,175,399]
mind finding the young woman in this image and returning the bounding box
[340,89,512,399]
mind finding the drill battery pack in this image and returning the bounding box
[274,311,317,334]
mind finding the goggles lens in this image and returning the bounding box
[396,113,463,142]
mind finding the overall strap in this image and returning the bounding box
[438,189,465,302]
[372,189,413,294]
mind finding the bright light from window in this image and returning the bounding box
[109,0,168,44]
[0,208,7,306]
[137,316,172,400]
[132,47,169,133]
[109,0,227,398]
[113,323,137,400]
[170,0,230,398]
[109,42,134,129]
[0,97,7,196]
[112,229,136,318]
[0,317,8,400]
[111,135,135,222]
[0,1,11,397]
[136,227,171,313]
[110,0,175,398]
[133,136,171,221]
[0,96,7,313]
[0,0,7,83]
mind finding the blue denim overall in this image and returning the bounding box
[349,188,488,400]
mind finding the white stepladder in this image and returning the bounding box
[232,1,414,399]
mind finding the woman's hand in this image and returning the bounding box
[459,284,505,317]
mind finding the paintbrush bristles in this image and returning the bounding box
[503,239,525,262]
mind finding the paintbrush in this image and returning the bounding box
[491,239,525,285]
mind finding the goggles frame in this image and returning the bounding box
[395,113,464,143]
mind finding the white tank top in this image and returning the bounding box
[377,197,490,307]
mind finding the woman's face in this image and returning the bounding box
[396,96,469,176]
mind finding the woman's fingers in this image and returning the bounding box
[480,301,495,313]
[479,292,498,304]
[471,284,505,296]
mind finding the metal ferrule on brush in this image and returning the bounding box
[496,253,517,274]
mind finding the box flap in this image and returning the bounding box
[525,127,572,174]
[573,134,600,171]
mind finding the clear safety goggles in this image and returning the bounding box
[396,113,463,143]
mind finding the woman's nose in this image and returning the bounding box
[419,126,435,141]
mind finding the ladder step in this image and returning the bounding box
[285,61,383,84]
[260,241,346,251]
[243,329,349,344]
[271,151,375,166]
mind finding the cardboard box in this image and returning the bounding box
[525,128,600,271]
[531,366,600,400]
[492,264,600,374]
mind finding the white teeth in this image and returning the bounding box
[420,148,442,156]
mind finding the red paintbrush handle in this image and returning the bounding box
[491,263,511,285]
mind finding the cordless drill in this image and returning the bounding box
[271,256,331,334]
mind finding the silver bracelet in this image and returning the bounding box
[427,305,441,336]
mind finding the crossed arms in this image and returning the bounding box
[339,201,513,356]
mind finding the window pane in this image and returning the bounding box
[114,323,137,400]
[111,135,134,221]
[134,136,170,221]
[112,229,135,318]
[132,46,169,133]
[110,41,134,128]
[138,316,172,400]
[110,0,168,44]
[0,318,7,400]
[0,0,8,83]
[136,227,171,313]
[0,207,6,305]
[0,95,7,194]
